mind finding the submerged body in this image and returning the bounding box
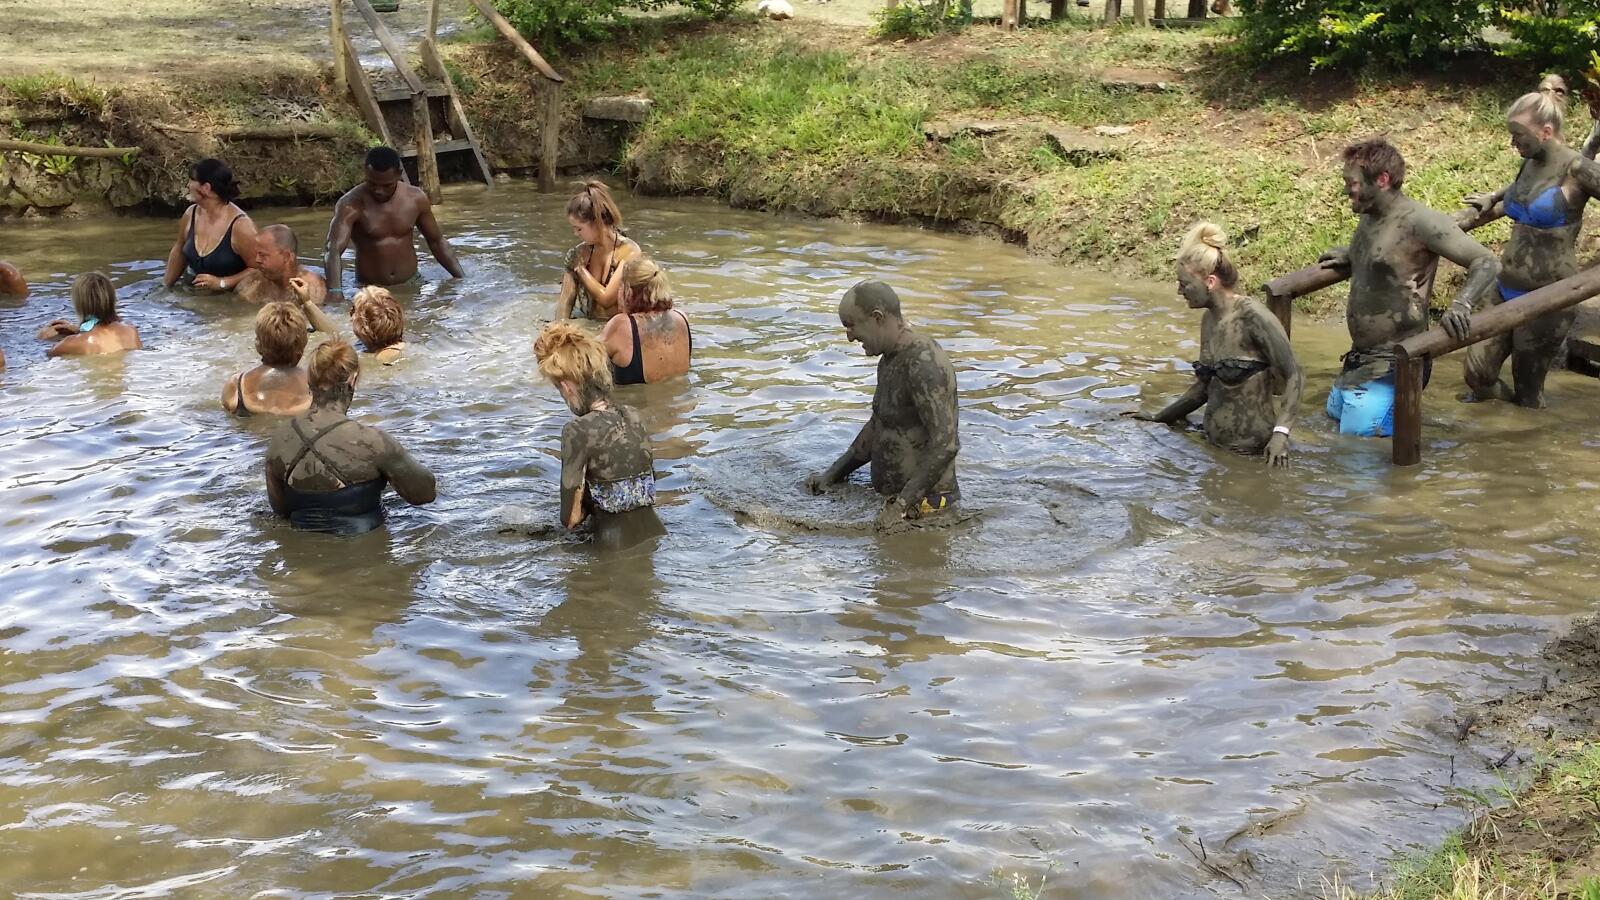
[1150,299,1301,455]
[265,404,436,535]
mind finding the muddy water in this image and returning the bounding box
[1,184,1595,898]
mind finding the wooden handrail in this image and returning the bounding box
[467,0,564,83]
[352,0,426,94]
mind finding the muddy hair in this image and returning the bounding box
[1539,74,1569,105]
[1510,90,1566,134]
[72,272,118,323]
[566,180,623,230]
[192,158,241,202]
[1341,137,1406,191]
[308,339,360,406]
[534,321,613,413]
[255,302,309,367]
[1177,222,1239,289]
[621,256,673,313]
[351,286,404,350]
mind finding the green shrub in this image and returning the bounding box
[873,0,973,40]
[491,0,740,48]
[1497,3,1600,83]
[1234,0,1489,70]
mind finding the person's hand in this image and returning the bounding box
[803,472,830,495]
[36,319,77,340]
[875,499,907,531]
[290,277,312,304]
[192,273,226,291]
[1121,410,1160,422]
[1463,191,1497,215]
[1317,246,1350,271]
[1442,305,1473,341]
[1264,432,1290,468]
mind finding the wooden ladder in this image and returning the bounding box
[330,0,493,201]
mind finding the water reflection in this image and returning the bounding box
[0,183,1593,898]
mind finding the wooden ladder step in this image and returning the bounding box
[400,138,476,157]
[374,84,451,103]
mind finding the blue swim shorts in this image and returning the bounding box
[1325,375,1396,437]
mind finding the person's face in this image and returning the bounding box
[255,241,293,278]
[188,178,212,204]
[1509,115,1551,159]
[839,300,893,356]
[1342,163,1388,214]
[365,167,402,203]
[556,379,584,415]
[1177,265,1213,309]
[569,214,602,246]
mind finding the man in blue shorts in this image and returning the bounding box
[1316,138,1499,437]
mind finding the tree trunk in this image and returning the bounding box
[1187,0,1205,17]
[1103,0,1119,24]
[1050,0,1067,18]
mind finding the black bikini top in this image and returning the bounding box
[1194,358,1270,387]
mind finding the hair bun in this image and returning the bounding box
[1195,222,1227,251]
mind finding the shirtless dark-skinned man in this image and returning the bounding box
[323,146,463,302]
[805,280,961,532]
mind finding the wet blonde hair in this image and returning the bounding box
[255,301,309,366]
[308,339,360,400]
[72,272,118,323]
[351,286,404,350]
[1177,222,1239,289]
[621,256,673,314]
[534,321,613,412]
[1509,90,1565,133]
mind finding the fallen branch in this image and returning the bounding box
[0,138,139,159]
[151,122,347,141]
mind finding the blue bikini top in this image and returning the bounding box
[1505,184,1575,229]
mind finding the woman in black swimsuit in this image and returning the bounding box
[600,256,692,386]
[163,158,258,293]
[264,340,436,535]
[222,302,312,418]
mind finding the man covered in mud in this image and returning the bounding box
[1318,138,1498,437]
[236,225,326,307]
[805,281,960,531]
[323,146,463,300]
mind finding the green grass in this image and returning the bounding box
[0,73,111,111]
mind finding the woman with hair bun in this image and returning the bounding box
[600,255,691,385]
[1128,222,1303,466]
[1457,83,1600,407]
[264,339,436,535]
[534,322,661,541]
[555,181,640,321]
[163,158,258,292]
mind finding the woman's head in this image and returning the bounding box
[190,158,241,203]
[308,339,361,407]
[1539,74,1568,104]
[534,321,613,415]
[1508,90,1565,157]
[351,286,404,350]
[1175,222,1237,308]
[71,272,118,323]
[620,256,673,314]
[566,181,623,246]
[254,301,309,366]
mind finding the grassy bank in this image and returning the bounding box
[450,14,1577,311]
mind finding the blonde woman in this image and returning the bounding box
[1459,87,1600,407]
[1128,223,1302,466]
[600,256,691,385]
[222,302,311,417]
[300,285,407,365]
[37,273,143,358]
[555,181,640,321]
[265,340,435,535]
[534,322,659,536]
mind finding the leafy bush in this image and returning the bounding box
[1497,3,1600,83]
[491,0,740,48]
[1234,0,1490,70]
[873,0,973,40]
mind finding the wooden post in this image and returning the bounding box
[1002,0,1020,30]
[1154,0,1166,18]
[1104,0,1120,24]
[1050,0,1068,18]
[539,80,561,193]
[1187,0,1205,16]
[1264,289,1292,339]
[1391,351,1424,467]
[1133,0,1148,25]
[467,0,565,82]
[413,92,441,203]
[331,0,347,94]
[427,0,440,43]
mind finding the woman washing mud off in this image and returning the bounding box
[298,286,408,365]
[163,158,257,294]
[555,181,640,322]
[601,256,691,385]
[534,322,663,548]
[1127,223,1303,466]
[1458,88,1600,408]
[265,340,436,535]
[36,273,143,358]
[222,302,312,418]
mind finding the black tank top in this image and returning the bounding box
[184,207,249,278]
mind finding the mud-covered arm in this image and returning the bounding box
[1568,154,1600,202]
[819,417,875,486]
[894,356,960,510]
[1251,305,1303,434]
[324,197,358,300]
[265,454,289,517]
[1150,378,1207,423]
[377,431,436,506]
[1422,214,1500,315]
[1583,121,1600,161]
[416,197,463,279]
[559,421,591,529]
[572,241,636,311]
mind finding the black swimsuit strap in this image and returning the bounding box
[675,309,692,354]
[233,372,251,417]
[288,418,358,486]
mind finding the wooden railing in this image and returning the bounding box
[466,0,565,192]
[329,0,441,201]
